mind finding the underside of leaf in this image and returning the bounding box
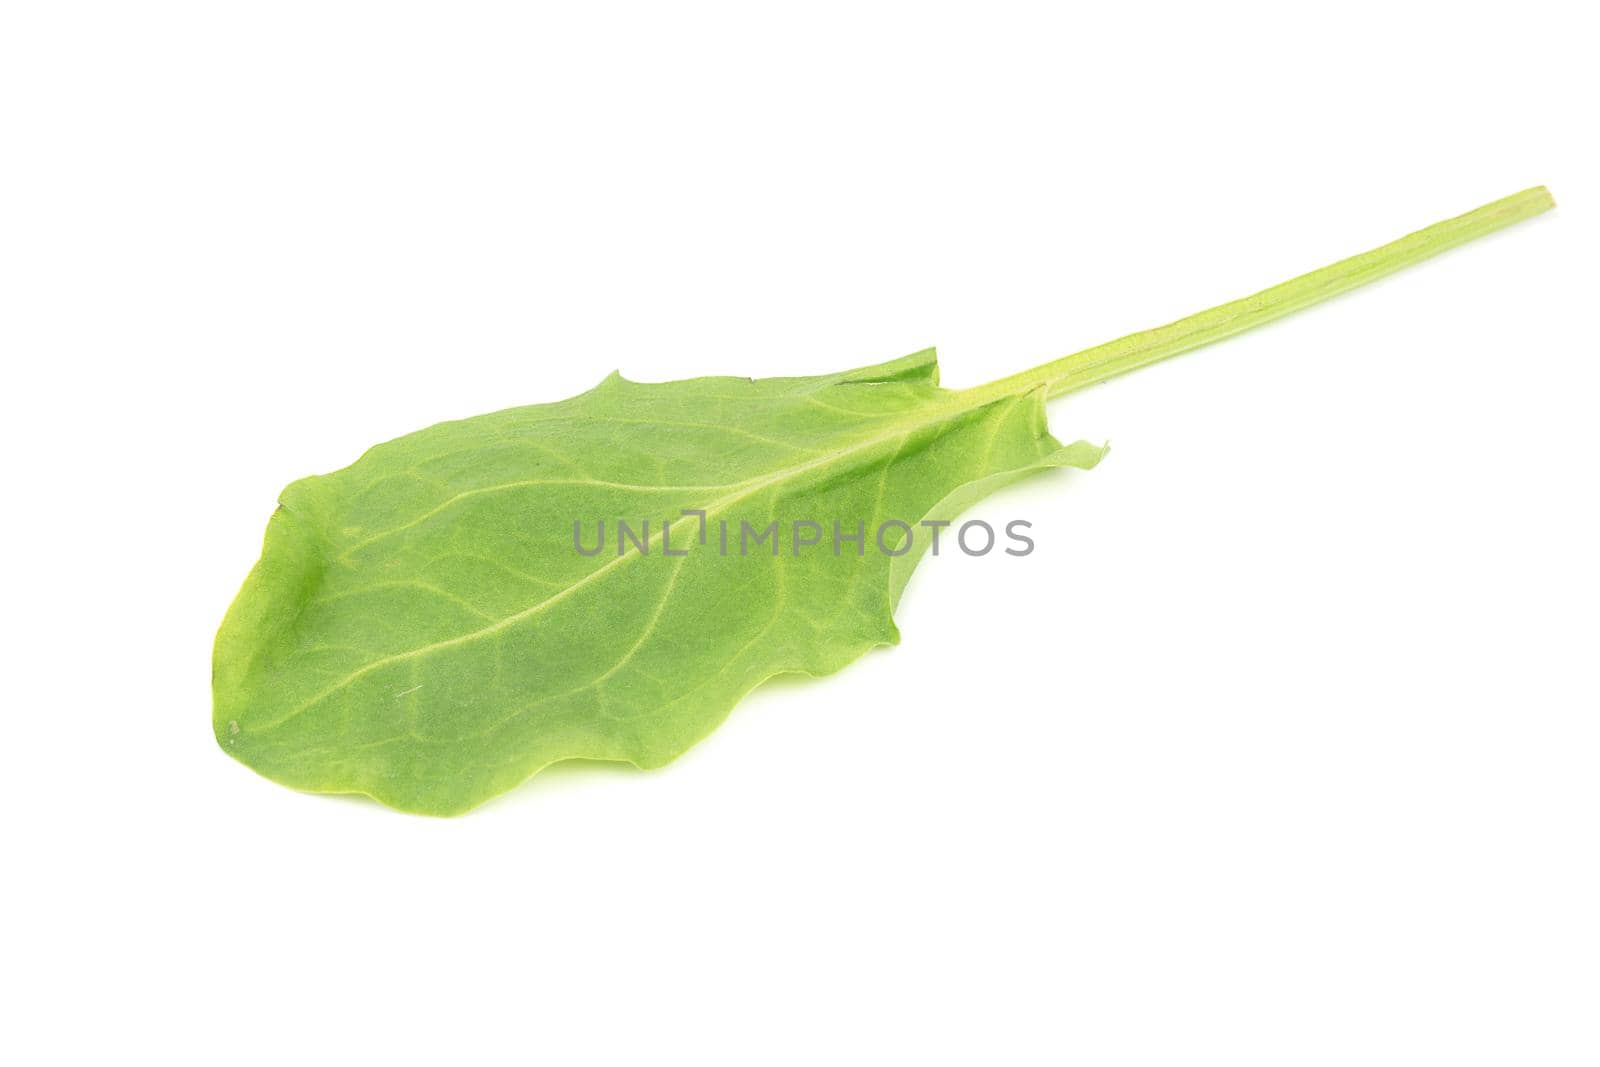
[214,348,1102,814]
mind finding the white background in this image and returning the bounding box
[3,2,1596,1063]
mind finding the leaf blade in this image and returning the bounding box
[214,350,1089,814]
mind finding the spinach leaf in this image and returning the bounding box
[215,187,1553,814]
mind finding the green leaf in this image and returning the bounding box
[215,187,1554,814]
[216,349,1103,814]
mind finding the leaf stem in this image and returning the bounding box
[967,186,1554,402]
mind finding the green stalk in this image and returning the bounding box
[969,186,1554,402]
